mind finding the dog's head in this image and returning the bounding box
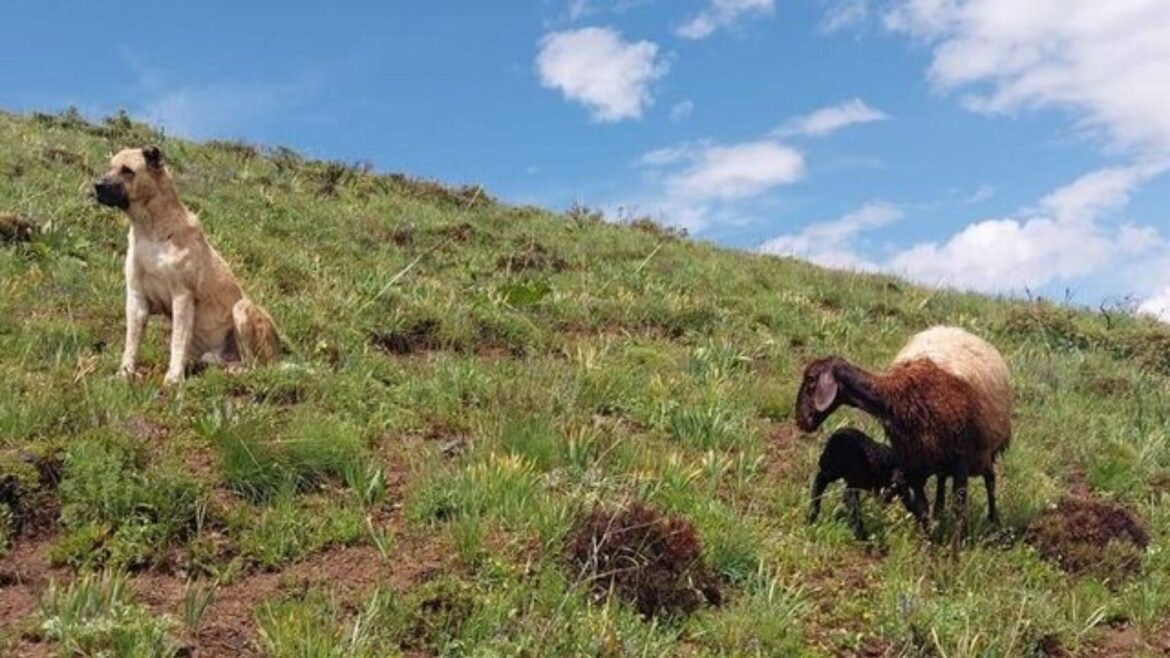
[94,146,168,211]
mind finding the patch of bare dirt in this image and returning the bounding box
[565,502,722,619]
[1026,496,1149,582]
[369,319,442,356]
[496,242,569,273]
[135,533,451,658]
[761,423,815,486]
[0,537,66,644]
[1077,620,1170,657]
[440,222,476,243]
[124,416,170,442]
[804,548,889,656]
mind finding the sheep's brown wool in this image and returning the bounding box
[795,326,1013,531]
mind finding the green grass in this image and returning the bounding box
[1,107,1169,656]
[38,571,181,657]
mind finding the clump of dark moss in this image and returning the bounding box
[565,502,722,619]
[497,242,568,273]
[1026,496,1149,583]
[0,213,38,244]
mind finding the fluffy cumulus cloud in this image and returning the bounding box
[676,0,775,39]
[873,0,1170,318]
[536,27,668,122]
[1139,287,1170,322]
[884,0,1170,155]
[628,138,805,233]
[775,99,889,138]
[758,165,1166,294]
[758,201,903,271]
[655,140,806,201]
[887,164,1166,292]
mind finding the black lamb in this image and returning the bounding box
[807,427,911,540]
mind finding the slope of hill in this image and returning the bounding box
[1,109,1168,657]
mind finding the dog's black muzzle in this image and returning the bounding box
[94,179,129,210]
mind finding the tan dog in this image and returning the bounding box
[94,146,280,385]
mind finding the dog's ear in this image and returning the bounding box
[142,145,164,169]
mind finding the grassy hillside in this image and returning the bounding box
[1,108,1168,657]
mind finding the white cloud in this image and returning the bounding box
[656,140,806,201]
[567,0,592,20]
[887,164,1166,292]
[626,137,806,233]
[884,0,1170,155]
[676,0,775,39]
[775,99,889,137]
[1139,286,1170,322]
[963,183,996,204]
[536,27,669,122]
[669,100,695,122]
[758,201,903,270]
[821,0,871,33]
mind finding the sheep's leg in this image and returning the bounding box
[952,462,970,537]
[932,473,948,523]
[845,488,867,540]
[984,471,1000,526]
[808,472,831,524]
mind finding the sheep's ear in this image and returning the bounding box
[813,370,838,412]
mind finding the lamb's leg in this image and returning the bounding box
[984,470,1000,526]
[808,472,831,524]
[844,488,867,540]
[910,482,930,531]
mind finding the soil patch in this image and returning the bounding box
[565,502,722,619]
[135,534,450,658]
[1025,496,1149,581]
[496,243,568,273]
[370,319,442,356]
[0,537,66,639]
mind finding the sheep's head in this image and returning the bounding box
[795,357,845,432]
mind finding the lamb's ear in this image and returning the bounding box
[813,369,838,412]
[142,145,164,169]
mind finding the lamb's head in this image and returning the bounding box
[795,357,847,432]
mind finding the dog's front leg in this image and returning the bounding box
[118,288,149,379]
[164,292,195,386]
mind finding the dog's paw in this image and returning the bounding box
[115,365,138,381]
[162,371,185,387]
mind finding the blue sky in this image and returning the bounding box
[4,1,1170,318]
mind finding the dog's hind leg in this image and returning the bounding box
[232,298,281,365]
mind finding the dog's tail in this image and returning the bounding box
[232,298,282,365]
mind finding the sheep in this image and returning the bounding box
[795,326,1012,533]
[807,427,913,540]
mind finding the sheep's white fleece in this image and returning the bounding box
[893,326,1013,452]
